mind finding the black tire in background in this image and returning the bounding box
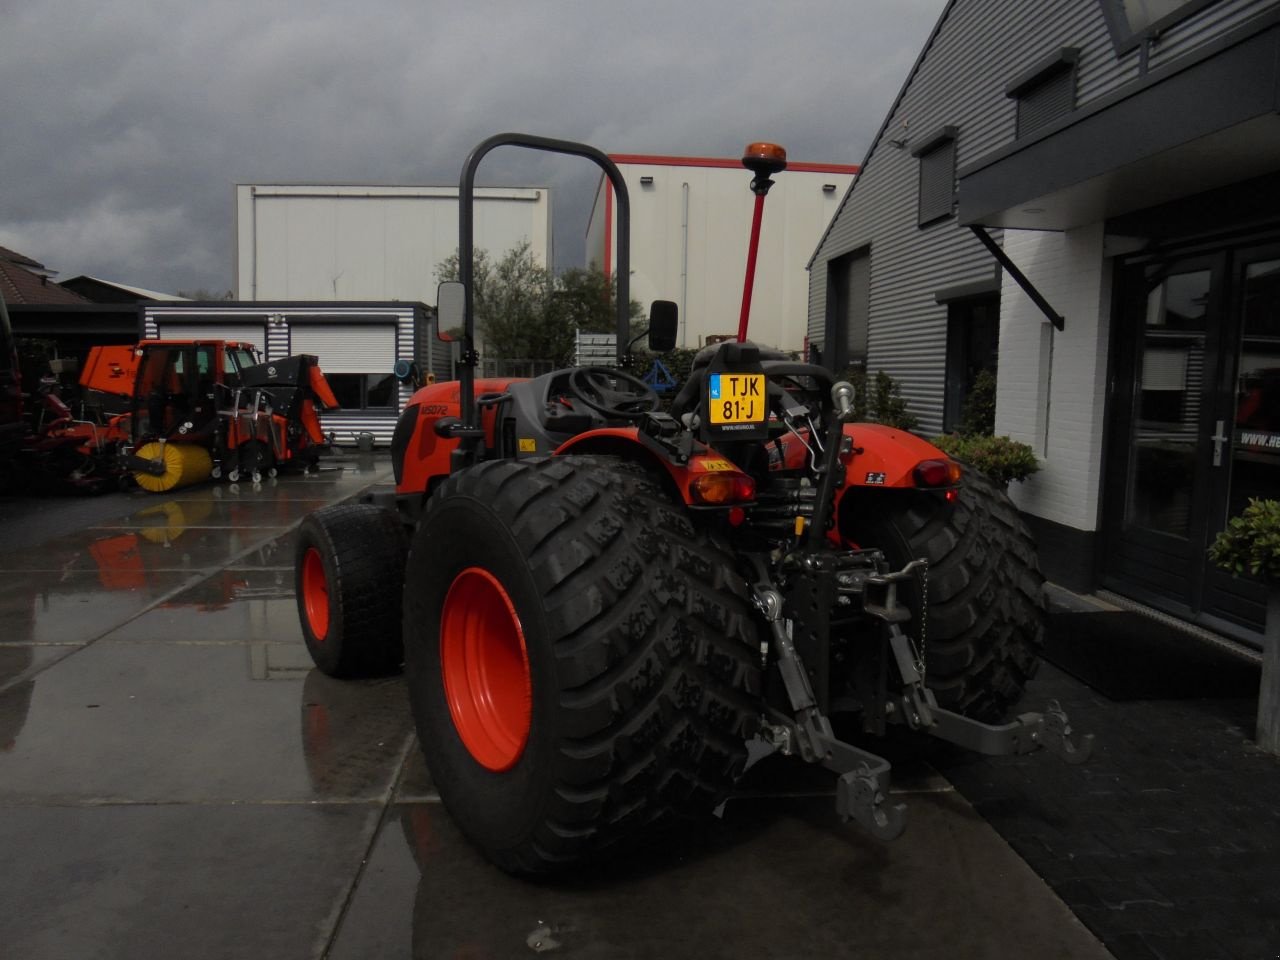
[403,456,762,875]
[845,467,1045,722]
[294,502,408,678]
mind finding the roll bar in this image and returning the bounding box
[452,134,631,466]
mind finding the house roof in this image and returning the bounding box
[0,245,48,273]
[0,260,91,305]
[59,275,188,303]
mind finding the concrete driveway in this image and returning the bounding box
[0,459,1111,959]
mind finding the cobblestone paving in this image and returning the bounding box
[936,660,1279,960]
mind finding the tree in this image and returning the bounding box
[555,265,643,335]
[437,245,641,367]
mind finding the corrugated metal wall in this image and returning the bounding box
[1149,0,1273,64]
[267,321,289,362]
[809,0,1275,436]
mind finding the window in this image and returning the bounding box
[943,295,1000,433]
[226,347,260,374]
[327,373,397,410]
[1096,0,1219,52]
[1006,48,1079,138]
[912,126,958,227]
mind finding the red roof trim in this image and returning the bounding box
[609,153,859,175]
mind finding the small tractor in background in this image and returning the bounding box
[294,133,1092,875]
[76,339,339,491]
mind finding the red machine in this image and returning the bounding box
[293,133,1090,876]
[78,340,338,491]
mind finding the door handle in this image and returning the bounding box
[1211,419,1229,467]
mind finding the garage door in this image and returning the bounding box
[289,324,396,374]
[158,323,267,353]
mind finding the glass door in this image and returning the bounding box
[1104,245,1276,644]
[1102,255,1224,612]
[1202,248,1280,637]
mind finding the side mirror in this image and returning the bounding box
[436,281,465,340]
[647,300,678,353]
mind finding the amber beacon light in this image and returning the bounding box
[737,141,789,343]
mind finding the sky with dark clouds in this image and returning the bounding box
[0,0,946,295]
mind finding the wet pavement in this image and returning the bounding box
[0,460,1119,959]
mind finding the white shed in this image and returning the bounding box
[235,184,552,302]
[585,154,857,354]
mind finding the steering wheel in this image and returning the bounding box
[567,366,660,420]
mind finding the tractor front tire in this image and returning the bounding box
[849,468,1045,722]
[295,502,408,678]
[403,456,761,875]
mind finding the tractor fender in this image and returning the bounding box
[840,423,954,489]
[555,428,735,507]
[773,422,952,489]
[553,428,679,491]
[394,378,519,497]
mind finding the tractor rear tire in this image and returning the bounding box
[403,456,761,875]
[849,468,1045,722]
[295,502,408,678]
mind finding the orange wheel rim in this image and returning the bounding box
[301,546,330,641]
[439,567,532,772]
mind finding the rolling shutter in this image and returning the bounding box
[1016,69,1075,137]
[912,126,958,228]
[289,324,396,374]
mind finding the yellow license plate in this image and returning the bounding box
[708,374,766,425]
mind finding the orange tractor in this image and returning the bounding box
[294,134,1091,875]
[78,339,338,491]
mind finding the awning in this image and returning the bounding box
[958,21,1280,231]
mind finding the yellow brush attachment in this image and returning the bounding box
[132,442,213,493]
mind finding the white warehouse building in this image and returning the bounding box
[585,154,858,354]
[234,184,552,302]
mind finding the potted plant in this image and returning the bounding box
[1208,497,1280,754]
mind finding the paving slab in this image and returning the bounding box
[0,642,412,803]
[0,569,200,644]
[0,803,380,960]
[330,790,1113,960]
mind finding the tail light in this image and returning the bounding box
[913,458,962,488]
[689,472,756,506]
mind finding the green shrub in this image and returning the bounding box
[931,433,1039,487]
[835,368,919,430]
[1209,498,1280,583]
[870,370,919,431]
[959,368,997,437]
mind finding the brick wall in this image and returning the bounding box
[995,223,1111,532]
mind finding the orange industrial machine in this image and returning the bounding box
[77,340,339,491]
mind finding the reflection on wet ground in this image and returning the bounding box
[0,457,1114,959]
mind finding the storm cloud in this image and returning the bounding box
[0,0,944,294]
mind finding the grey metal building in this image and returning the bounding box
[810,0,1280,645]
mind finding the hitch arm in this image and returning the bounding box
[927,702,1094,763]
[753,576,907,840]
